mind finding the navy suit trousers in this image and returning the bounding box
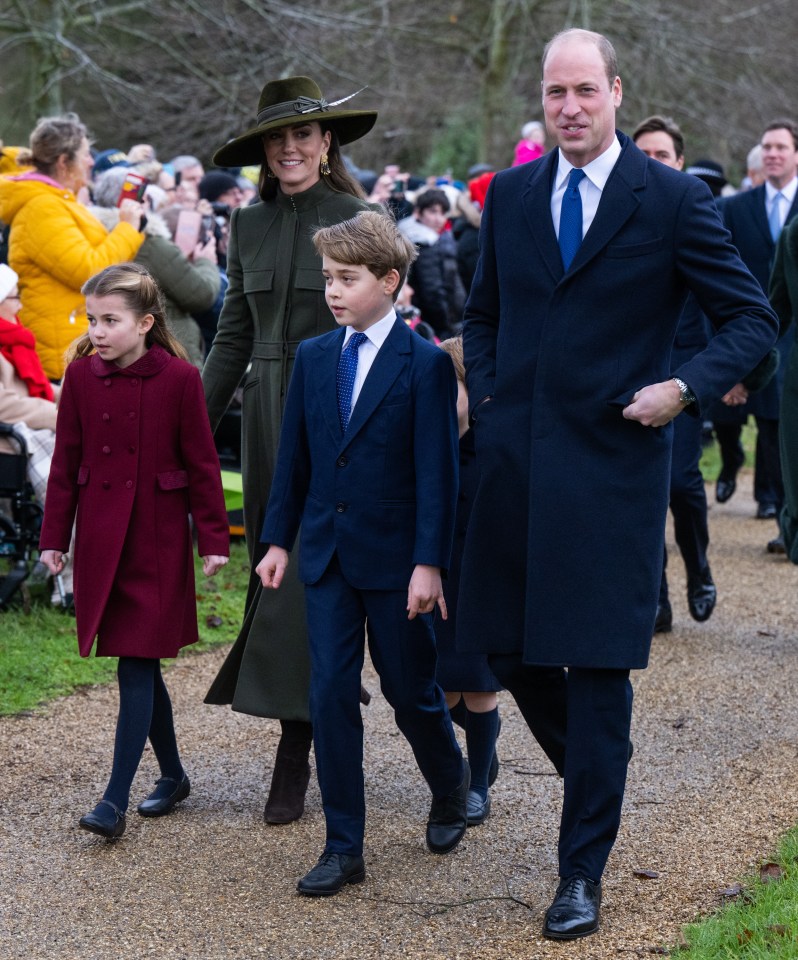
[488,655,633,882]
[304,555,463,855]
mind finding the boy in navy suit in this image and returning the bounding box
[256,211,469,896]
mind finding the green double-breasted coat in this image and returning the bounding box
[203,179,372,719]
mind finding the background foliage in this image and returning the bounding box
[1,0,796,181]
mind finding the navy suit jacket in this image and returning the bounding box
[262,317,459,589]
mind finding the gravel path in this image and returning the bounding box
[2,473,797,960]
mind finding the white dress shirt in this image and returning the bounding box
[765,176,798,233]
[342,309,397,411]
[551,136,622,239]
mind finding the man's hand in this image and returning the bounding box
[721,382,749,407]
[623,380,685,427]
[255,546,289,589]
[407,564,447,620]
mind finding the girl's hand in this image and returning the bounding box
[40,549,67,576]
[202,555,228,577]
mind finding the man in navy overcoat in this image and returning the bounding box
[458,28,778,940]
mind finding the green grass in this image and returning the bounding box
[0,540,249,716]
[676,829,798,957]
[699,421,757,484]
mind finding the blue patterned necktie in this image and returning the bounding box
[769,191,784,243]
[559,167,587,270]
[337,331,368,433]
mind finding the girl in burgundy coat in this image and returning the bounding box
[40,263,229,840]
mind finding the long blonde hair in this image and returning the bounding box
[67,262,188,364]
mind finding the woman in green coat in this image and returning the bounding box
[768,216,798,562]
[202,76,377,822]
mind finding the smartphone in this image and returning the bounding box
[174,209,202,255]
[391,179,405,194]
[117,171,148,206]
[199,213,215,245]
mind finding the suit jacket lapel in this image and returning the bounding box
[315,328,346,444]
[748,185,773,249]
[341,317,409,448]
[521,151,563,282]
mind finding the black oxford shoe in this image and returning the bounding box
[756,502,778,519]
[654,600,672,633]
[466,790,491,827]
[687,568,716,622]
[296,852,366,896]
[426,761,470,853]
[715,471,738,504]
[137,774,191,817]
[767,534,786,555]
[543,875,602,940]
[79,800,126,839]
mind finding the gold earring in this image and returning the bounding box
[265,164,277,179]
[320,153,331,176]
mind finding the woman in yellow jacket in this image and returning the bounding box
[0,113,144,380]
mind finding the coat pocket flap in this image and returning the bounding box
[294,267,325,291]
[242,269,274,292]
[157,469,189,490]
[77,465,90,485]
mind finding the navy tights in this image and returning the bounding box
[103,657,183,812]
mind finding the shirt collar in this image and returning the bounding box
[555,135,622,192]
[765,176,798,204]
[342,309,396,349]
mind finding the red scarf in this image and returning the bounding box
[0,317,54,402]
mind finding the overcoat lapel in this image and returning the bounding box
[748,185,774,250]
[521,152,563,282]
[341,317,409,447]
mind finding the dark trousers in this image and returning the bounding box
[304,556,463,856]
[716,417,783,508]
[661,410,709,602]
[489,654,632,882]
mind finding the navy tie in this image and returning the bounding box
[337,331,368,433]
[559,168,587,270]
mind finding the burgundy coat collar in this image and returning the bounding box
[89,342,173,378]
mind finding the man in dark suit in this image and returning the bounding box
[632,116,717,633]
[257,211,469,897]
[715,121,798,550]
[459,29,778,940]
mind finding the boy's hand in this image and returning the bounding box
[40,549,67,576]
[202,555,229,577]
[256,546,289,589]
[407,564,447,620]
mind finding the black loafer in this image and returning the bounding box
[687,568,716,622]
[426,761,470,853]
[137,774,190,817]
[543,874,602,940]
[79,800,126,839]
[654,600,672,633]
[296,852,366,896]
[466,790,491,827]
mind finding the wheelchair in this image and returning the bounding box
[0,423,45,609]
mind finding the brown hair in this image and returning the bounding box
[67,263,188,363]
[257,124,366,201]
[313,211,417,298]
[632,115,685,160]
[542,29,619,87]
[17,112,89,175]
[439,335,465,383]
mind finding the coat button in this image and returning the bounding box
[128,411,136,419]
[102,445,111,454]
[102,481,110,490]
[104,379,112,386]
[102,413,110,421]
[335,502,347,513]
[337,456,348,467]
[128,446,136,454]
[125,480,133,489]
[130,379,138,387]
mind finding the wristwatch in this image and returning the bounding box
[672,377,696,406]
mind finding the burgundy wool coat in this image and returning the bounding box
[40,344,229,658]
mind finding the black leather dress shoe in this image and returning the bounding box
[715,470,738,504]
[767,534,786,554]
[137,774,190,817]
[543,875,602,940]
[466,790,491,827]
[687,568,716,622]
[654,600,672,633]
[79,800,126,839]
[426,761,470,853]
[296,852,366,896]
[756,502,779,519]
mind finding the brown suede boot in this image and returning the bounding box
[264,730,312,824]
